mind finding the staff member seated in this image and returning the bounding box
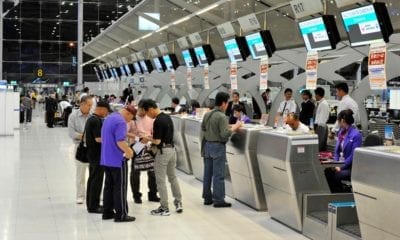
[232,104,251,124]
[285,113,310,133]
[324,110,362,193]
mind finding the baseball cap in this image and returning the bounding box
[124,105,137,116]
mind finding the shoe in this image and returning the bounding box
[174,201,183,213]
[134,198,142,204]
[204,200,213,206]
[102,213,114,220]
[148,195,160,202]
[114,216,136,222]
[150,206,170,216]
[88,206,103,214]
[76,197,84,204]
[213,202,232,208]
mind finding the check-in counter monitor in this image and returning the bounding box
[171,115,192,174]
[226,124,272,211]
[183,118,203,180]
[256,131,329,231]
[352,146,400,240]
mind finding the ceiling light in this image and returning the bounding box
[130,39,139,44]
[156,25,169,32]
[69,2,73,6]
[141,33,152,39]
[196,3,218,15]
[61,1,65,5]
[172,16,190,25]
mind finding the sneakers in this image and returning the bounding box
[114,216,136,222]
[150,206,170,216]
[174,201,183,213]
[76,197,84,204]
[214,202,232,208]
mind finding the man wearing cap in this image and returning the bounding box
[101,105,135,222]
[84,101,110,213]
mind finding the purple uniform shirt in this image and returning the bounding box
[101,112,127,168]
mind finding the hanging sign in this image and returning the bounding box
[238,13,261,33]
[177,36,190,49]
[217,22,236,39]
[259,57,269,90]
[368,42,387,90]
[290,0,323,19]
[305,51,318,90]
[170,69,176,90]
[230,62,238,90]
[204,65,210,90]
[334,0,358,8]
[187,67,193,90]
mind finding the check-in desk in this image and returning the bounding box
[226,125,271,211]
[183,117,203,180]
[171,115,192,174]
[352,146,400,240]
[256,131,329,232]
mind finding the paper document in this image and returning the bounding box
[133,141,146,154]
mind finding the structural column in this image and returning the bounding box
[0,0,3,79]
[77,0,83,86]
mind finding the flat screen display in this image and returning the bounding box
[299,17,332,51]
[182,49,194,67]
[223,38,243,62]
[102,70,108,80]
[112,68,120,80]
[95,71,101,81]
[139,60,148,73]
[124,64,132,76]
[194,46,208,66]
[341,5,383,46]
[153,57,164,72]
[133,62,142,74]
[119,66,127,76]
[245,32,268,59]
[163,55,173,71]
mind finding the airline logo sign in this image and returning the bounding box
[368,42,387,90]
[305,51,318,90]
[187,68,193,90]
[204,65,210,90]
[259,57,269,90]
[230,63,238,90]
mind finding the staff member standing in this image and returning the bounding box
[314,87,330,127]
[84,101,110,213]
[277,88,297,118]
[202,92,241,208]
[101,106,135,222]
[299,90,315,126]
[142,99,183,216]
[68,95,93,204]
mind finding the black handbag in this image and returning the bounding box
[133,148,155,171]
[75,130,89,163]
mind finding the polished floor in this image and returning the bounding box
[0,109,307,240]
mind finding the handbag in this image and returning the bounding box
[133,148,155,171]
[75,130,89,163]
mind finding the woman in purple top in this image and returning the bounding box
[233,104,251,124]
[325,109,362,193]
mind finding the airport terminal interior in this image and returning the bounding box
[1,0,400,239]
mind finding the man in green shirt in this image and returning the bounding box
[201,92,241,208]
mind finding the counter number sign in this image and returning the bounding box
[36,68,45,78]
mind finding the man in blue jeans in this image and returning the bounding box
[201,92,242,208]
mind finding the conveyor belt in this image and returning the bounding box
[338,224,361,237]
[308,211,328,223]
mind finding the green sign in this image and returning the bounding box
[63,81,70,86]
[10,80,17,85]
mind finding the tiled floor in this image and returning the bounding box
[0,109,308,240]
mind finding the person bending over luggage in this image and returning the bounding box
[324,110,362,193]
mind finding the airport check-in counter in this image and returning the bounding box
[171,115,192,174]
[226,124,272,211]
[183,117,204,181]
[352,146,400,240]
[256,131,329,232]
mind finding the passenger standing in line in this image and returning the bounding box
[226,91,247,124]
[129,100,160,204]
[325,110,362,193]
[277,88,297,119]
[299,90,315,126]
[84,101,110,213]
[22,93,33,123]
[202,92,242,208]
[45,93,58,128]
[329,82,359,138]
[101,106,135,222]
[68,95,93,204]
[142,99,183,216]
[314,87,330,128]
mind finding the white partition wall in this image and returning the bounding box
[13,92,20,129]
[0,90,15,136]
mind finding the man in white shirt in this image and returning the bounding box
[330,82,359,135]
[277,88,297,118]
[285,113,310,133]
[314,87,330,126]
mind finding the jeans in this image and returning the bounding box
[202,142,226,204]
[154,147,182,208]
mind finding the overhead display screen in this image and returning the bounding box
[341,5,383,46]
[112,68,120,80]
[119,66,127,76]
[299,17,332,51]
[194,46,208,66]
[163,55,173,71]
[133,62,142,74]
[153,57,164,72]
[223,38,243,62]
[124,64,132,76]
[139,61,148,72]
[245,32,267,59]
[182,49,194,68]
